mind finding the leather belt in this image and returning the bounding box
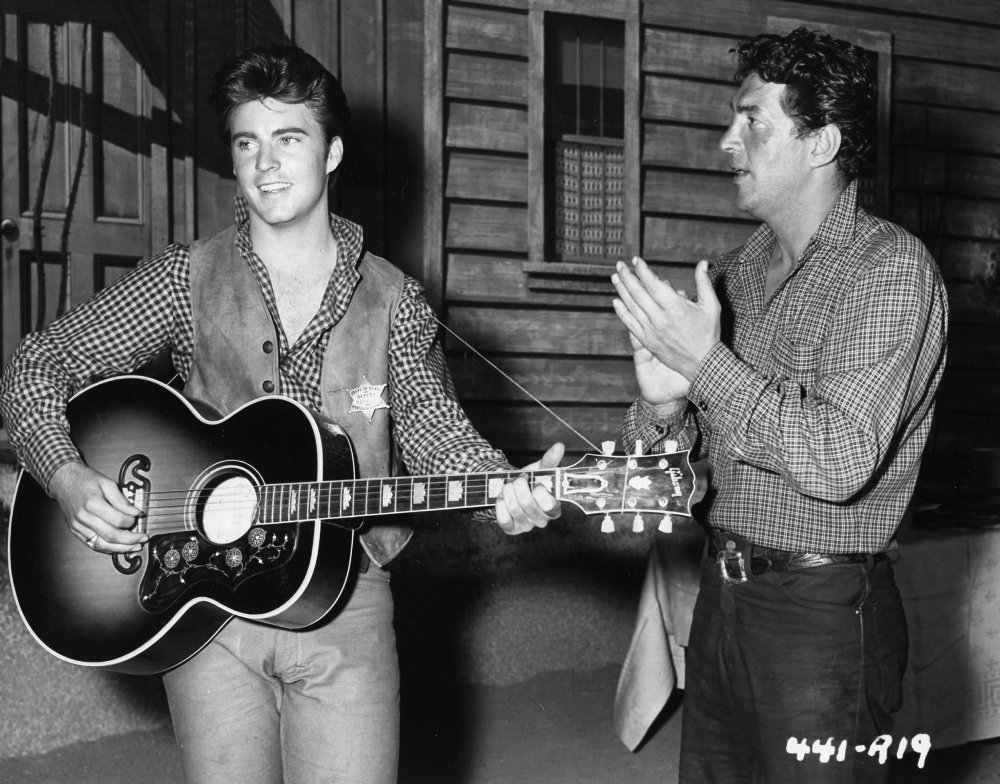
[709,530,886,585]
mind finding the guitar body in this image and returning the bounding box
[8,376,360,675]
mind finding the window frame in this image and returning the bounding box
[526,0,640,265]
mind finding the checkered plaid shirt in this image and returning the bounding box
[622,182,948,553]
[0,199,510,490]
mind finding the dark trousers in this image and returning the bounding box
[679,554,908,784]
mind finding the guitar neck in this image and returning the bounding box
[258,468,555,523]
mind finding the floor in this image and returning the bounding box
[2,664,999,784]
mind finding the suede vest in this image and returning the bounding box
[185,225,413,566]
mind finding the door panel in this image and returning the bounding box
[2,11,156,362]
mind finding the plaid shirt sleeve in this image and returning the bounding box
[621,397,701,455]
[0,246,192,490]
[387,276,512,478]
[689,232,947,503]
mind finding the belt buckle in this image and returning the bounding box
[717,540,749,585]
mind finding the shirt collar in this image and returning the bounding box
[741,179,862,261]
[232,193,366,273]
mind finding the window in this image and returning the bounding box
[525,1,639,270]
[547,17,625,262]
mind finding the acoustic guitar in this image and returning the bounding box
[8,375,697,675]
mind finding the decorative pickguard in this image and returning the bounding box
[138,527,295,612]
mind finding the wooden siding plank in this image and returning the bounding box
[894,149,1000,200]
[446,3,529,57]
[946,282,1000,323]
[895,193,1000,242]
[461,0,529,10]
[930,240,1000,285]
[644,170,743,219]
[449,356,639,402]
[895,104,1000,159]
[643,28,737,81]
[446,102,529,153]
[447,254,529,301]
[446,254,704,304]
[464,403,632,454]
[446,203,528,251]
[448,306,631,354]
[947,323,1000,370]
[791,0,1000,28]
[530,0,638,17]
[643,75,731,125]
[767,1,1000,70]
[446,52,528,104]
[644,216,754,262]
[896,58,1000,114]
[643,124,728,171]
[641,0,760,37]
[446,152,528,202]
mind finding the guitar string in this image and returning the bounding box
[124,471,550,503]
[427,311,602,453]
[129,471,560,530]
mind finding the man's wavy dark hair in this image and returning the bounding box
[209,44,353,177]
[734,27,876,182]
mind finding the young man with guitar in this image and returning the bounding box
[0,44,563,784]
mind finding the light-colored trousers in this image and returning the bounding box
[163,567,399,784]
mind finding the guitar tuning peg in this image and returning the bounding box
[601,515,615,534]
[632,512,645,533]
[601,440,616,456]
[658,514,673,533]
[664,439,678,453]
[633,439,644,456]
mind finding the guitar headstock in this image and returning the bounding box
[554,448,698,533]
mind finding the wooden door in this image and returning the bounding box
[1,9,166,364]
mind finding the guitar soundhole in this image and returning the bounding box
[194,464,261,545]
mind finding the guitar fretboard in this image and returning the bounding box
[258,469,557,523]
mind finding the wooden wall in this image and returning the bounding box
[426,0,1000,475]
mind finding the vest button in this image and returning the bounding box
[262,380,275,393]
[262,340,274,354]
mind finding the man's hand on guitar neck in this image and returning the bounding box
[495,442,565,535]
[48,461,147,554]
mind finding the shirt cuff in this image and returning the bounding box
[637,397,688,432]
[688,342,753,419]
